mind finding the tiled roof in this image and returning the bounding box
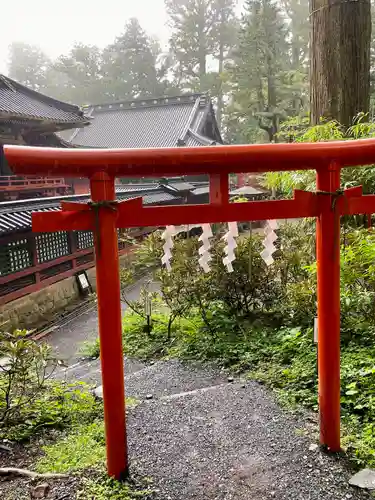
[164,181,195,192]
[115,183,159,193]
[0,75,90,130]
[59,94,222,148]
[191,186,210,196]
[0,188,181,235]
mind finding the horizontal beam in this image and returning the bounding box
[32,193,318,232]
[5,139,375,178]
[32,211,94,232]
[119,195,318,227]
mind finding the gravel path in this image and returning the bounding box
[124,362,370,500]
[42,275,372,499]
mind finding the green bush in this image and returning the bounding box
[0,329,100,441]
[115,220,375,469]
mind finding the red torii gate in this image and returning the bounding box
[5,140,375,479]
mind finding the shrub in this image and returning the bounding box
[0,329,100,441]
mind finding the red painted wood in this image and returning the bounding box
[33,211,94,232]
[34,194,318,233]
[209,174,229,205]
[316,164,341,451]
[12,139,375,472]
[6,139,375,178]
[0,248,93,286]
[89,172,128,480]
[0,260,95,306]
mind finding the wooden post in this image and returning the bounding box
[30,234,40,284]
[90,172,128,479]
[209,173,229,205]
[69,231,78,269]
[316,163,341,451]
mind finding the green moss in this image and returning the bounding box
[36,421,106,473]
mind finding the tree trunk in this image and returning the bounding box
[216,37,224,126]
[310,0,371,127]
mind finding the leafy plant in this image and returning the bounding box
[36,421,105,473]
[77,468,153,500]
[0,329,100,441]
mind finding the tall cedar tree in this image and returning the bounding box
[102,18,162,100]
[53,44,105,105]
[165,0,237,122]
[8,42,52,92]
[310,0,371,126]
[229,0,289,142]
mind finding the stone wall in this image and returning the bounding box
[0,251,135,331]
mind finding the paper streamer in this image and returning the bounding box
[161,225,176,271]
[260,220,278,266]
[198,223,213,273]
[161,224,211,272]
[222,221,239,272]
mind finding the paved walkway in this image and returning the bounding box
[47,275,159,363]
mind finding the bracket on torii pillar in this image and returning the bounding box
[5,140,375,480]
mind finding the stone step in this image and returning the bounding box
[94,359,229,400]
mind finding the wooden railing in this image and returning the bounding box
[0,176,67,191]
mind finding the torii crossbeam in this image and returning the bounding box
[5,140,375,479]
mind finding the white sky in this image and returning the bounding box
[0,0,245,75]
[0,0,169,74]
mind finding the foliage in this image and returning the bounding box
[102,18,166,101]
[6,0,311,138]
[114,222,375,469]
[265,115,375,196]
[36,421,106,473]
[0,329,100,441]
[225,0,309,143]
[165,0,237,85]
[36,397,146,498]
[7,42,52,92]
[77,470,153,500]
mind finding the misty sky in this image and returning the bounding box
[0,0,169,73]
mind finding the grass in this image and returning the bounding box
[77,470,153,500]
[36,421,106,473]
[35,396,145,498]
[36,397,139,474]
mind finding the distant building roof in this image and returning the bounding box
[0,187,183,235]
[0,74,90,132]
[59,93,222,148]
[191,186,210,196]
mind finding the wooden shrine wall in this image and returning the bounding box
[0,227,154,306]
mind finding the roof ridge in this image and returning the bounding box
[84,93,208,112]
[0,74,86,116]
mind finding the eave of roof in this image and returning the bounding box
[0,188,182,235]
[0,74,90,129]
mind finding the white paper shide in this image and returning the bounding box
[222,221,239,273]
[260,219,278,266]
[161,224,213,272]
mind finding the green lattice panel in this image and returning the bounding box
[0,239,32,276]
[36,232,70,264]
[77,231,94,250]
